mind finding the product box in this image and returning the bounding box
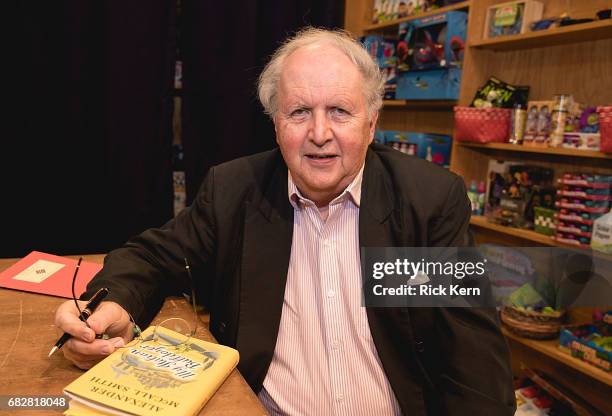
[383,131,452,166]
[362,35,398,99]
[559,322,612,372]
[591,211,612,253]
[562,132,601,151]
[533,206,556,236]
[397,11,467,71]
[484,0,544,39]
[396,67,461,100]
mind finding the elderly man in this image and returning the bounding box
[54,28,515,415]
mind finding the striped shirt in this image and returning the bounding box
[258,166,402,416]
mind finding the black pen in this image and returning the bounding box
[48,287,109,357]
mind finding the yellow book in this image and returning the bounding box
[63,325,239,416]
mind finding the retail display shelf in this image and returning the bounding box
[365,1,470,31]
[458,141,612,159]
[471,19,612,52]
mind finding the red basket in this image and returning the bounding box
[454,106,511,143]
[597,106,612,153]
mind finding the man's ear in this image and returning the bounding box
[273,116,279,144]
[368,112,379,144]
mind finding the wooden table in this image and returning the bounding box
[0,255,267,416]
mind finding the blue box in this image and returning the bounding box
[397,11,467,71]
[362,35,397,99]
[559,322,611,372]
[396,68,461,100]
[383,131,452,167]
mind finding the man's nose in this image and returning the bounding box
[310,110,332,146]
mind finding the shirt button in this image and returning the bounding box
[326,289,335,298]
[331,341,339,350]
[336,394,344,402]
[323,239,331,247]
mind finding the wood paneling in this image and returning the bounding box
[378,108,455,135]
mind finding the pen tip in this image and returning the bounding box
[48,346,58,358]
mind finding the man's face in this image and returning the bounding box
[274,44,377,206]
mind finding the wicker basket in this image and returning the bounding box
[501,306,565,340]
[454,106,511,143]
[597,106,612,153]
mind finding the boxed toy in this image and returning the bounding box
[362,35,398,99]
[487,164,555,229]
[560,320,612,372]
[383,130,452,166]
[397,11,467,71]
[484,0,544,39]
[396,67,461,100]
[591,210,612,253]
[554,173,612,247]
[523,100,553,146]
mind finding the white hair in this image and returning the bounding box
[257,27,384,121]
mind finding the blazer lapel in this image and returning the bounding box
[237,159,294,390]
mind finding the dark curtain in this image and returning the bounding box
[180,0,346,203]
[2,1,176,257]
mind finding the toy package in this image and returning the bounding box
[381,9,467,100]
[487,164,555,229]
[484,0,544,39]
[591,210,612,253]
[382,130,452,166]
[362,35,398,99]
[554,173,612,248]
[523,100,553,146]
[471,77,530,109]
[560,312,612,372]
[397,11,467,71]
[372,0,400,24]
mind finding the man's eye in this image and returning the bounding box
[290,108,308,117]
[331,107,349,116]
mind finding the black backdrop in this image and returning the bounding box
[181,0,345,203]
[2,0,344,257]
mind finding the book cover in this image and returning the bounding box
[63,326,240,416]
[0,251,102,298]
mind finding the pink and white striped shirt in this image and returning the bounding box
[258,166,402,416]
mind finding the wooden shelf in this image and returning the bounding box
[470,215,557,246]
[458,141,612,160]
[471,19,612,52]
[365,1,470,31]
[503,328,612,388]
[383,99,457,110]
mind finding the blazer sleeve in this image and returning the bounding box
[428,177,516,415]
[81,167,218,327]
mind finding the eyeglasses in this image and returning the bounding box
[71,257,201,353]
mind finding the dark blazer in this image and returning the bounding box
[84,143,515,415]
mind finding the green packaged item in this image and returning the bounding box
[534,207,556,236]
[507,283,545,308]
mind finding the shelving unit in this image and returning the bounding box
[503,328,612,388]
[470,215,557,245]
[450,0,612,252]
[345,1,468,139]
[471,18,612,51]
[457,141,612,159]
[345,1,612,412]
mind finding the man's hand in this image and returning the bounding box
[53,300,134,369]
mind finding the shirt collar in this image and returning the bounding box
[287,164,364,209]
